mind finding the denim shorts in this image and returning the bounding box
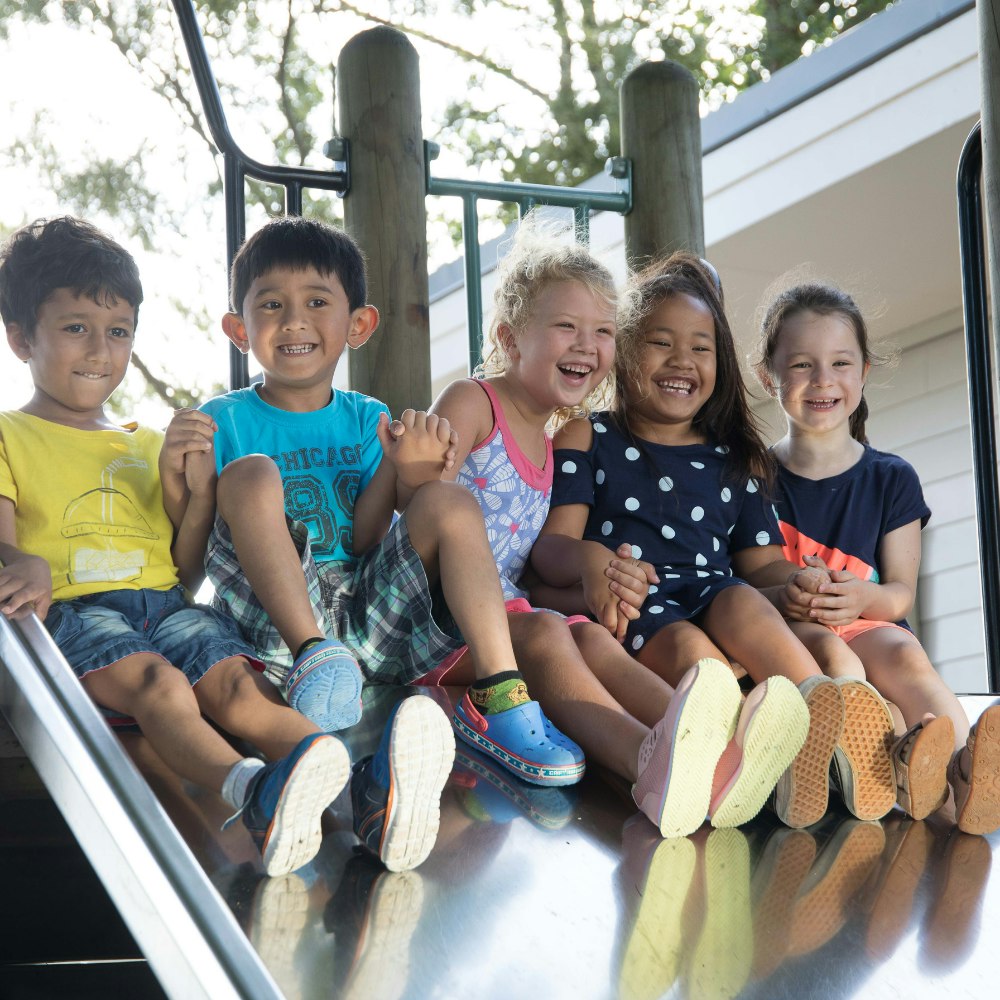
[44,585,260,687]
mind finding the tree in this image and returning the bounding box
[0,0,892,412]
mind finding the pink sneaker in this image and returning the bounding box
[632,658,741,838]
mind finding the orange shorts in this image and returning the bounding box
[826,618,911,644]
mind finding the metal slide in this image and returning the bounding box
[0,612,283,1000]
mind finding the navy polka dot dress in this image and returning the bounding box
[552,413,782,652]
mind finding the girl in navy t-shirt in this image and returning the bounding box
[753,281,1000,835]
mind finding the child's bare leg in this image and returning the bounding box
[403,481,519,679]
[84,653,245,791]
[570,620,677,729]
[850,630,970,749]
[216,455,323,653]
[194,657,319,760]
[788,621,866,681]
[700,587,820,685]
[636,620,730,688]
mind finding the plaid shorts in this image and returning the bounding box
[205,512,463,687]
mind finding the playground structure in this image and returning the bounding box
[1,0,999,997]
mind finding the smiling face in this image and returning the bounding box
[7,287,136,428]
[766,309,869,437]
[626,292,717,444]
[224,265,377,411]
[502,278,616,418]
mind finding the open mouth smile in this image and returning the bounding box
[278,344,316,355]
[654,377,696,396]
[557,362,594,383]
[805,398,839,410]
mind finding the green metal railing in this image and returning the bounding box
[424,142,633,372]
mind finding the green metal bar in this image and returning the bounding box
[427,173,630,215]
[463,194,483,372]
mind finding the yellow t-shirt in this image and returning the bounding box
[0,411,180,602]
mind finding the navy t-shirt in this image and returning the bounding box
[774,445,930,622]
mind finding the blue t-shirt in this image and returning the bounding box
[200,386,389,565]
[774,444,931,587]
[551,413,782,579]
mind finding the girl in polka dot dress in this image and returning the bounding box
[430,222,809,836]
[753,282,1000,835]
[535,254,888,830]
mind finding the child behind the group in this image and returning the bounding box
[752,282,1000,835]
[0,216,348,878]
[428,222,810,836]
[536,252,899,829]
[193,216,596,867]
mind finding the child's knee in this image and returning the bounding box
[197,656,271,717]
[217,454,282,511]
[408,481,480,531]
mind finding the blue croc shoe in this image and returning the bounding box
[351,695,456,872]
[284,639,364,732]
[238,732,351,877]
[452,693,585,787]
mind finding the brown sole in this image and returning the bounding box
[833,680,896,821]
[775,679,845,828]
[895,716,954,820]
[957,705,1000,835]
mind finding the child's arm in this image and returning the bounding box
[428,379,494,484]
[735,545,830,621]
[159,409,218,591]
[0,499,53,620]
[804,519,922,625]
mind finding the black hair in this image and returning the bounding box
[229,216,368,315]
[0,216,143,337]
[615,251,774,487]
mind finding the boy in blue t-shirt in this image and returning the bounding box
[189,217,583,871]
[0,216,350,878]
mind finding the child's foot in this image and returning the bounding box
[772,675,845,828]
[948,704,1000,834]
[240,732,351,877]
[632,657,742,838]
[891,715,954,820]
[284,638,364,732]
[708,674,810,828]
[451,674,585,786]
[830,678,896,821]
[351,695,456,872]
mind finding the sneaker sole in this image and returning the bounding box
[956,705,1000,835]
[773,678,845,828]
[634,658,742,839]
[709,676,810,828]
[895,715,954,820]
[261,736,351,877]
[831,680,895,821]
[286,656,363,732]
[379,696,456,872]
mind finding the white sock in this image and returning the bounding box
[222,757,266,811]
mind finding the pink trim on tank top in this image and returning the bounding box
[470,379,552,492]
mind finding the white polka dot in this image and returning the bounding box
[714,570,726,576]
[721,488,731,502]
[756,531,770,545]
[700,586,712,597]
[596,469,605,485]
[697,570,710,578]
[648,585,658,594]
[594,422,607,433]
[690,461,705,470]
[601,521,613,536]
[625,497,640,512]
[560,460,577,474]
[649,605,663,615]
[666,600,679,606]
[713,537,720,552]
[632,635,644,651]
[727,524,735,535]
[661,524,675,539]
[691,506,705,522]
[716,445,728,454]
[658,477,673,492]
[662,573,680,579]
[746,479,758,493]
[625,447,640,461]
[695,553,707,566]
[630,545,643,560]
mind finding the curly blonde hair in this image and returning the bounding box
[477,213,618,425]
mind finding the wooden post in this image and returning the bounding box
[619,60,704,269]
[981,1,1000,354]
[338,26,431,414]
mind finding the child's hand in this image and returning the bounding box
[0,553,53,621]
[809,567,867,626]
[184,446,218,499]
[161,409,216,483]
[607,542,658,618]
[378,409,459,489]
[580,544,629,641]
